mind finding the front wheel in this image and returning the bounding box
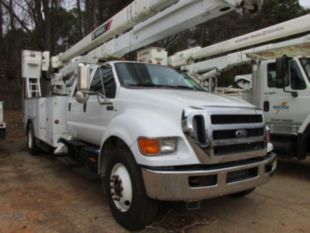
[104,148,158,230]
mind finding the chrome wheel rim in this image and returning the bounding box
[110,163,133,212]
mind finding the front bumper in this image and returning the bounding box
[142,153,276,201]
[0,125,6,140]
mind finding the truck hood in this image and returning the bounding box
[118,88,255,109]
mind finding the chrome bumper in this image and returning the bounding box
[142,153,276,201]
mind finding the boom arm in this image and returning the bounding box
[169,14,310,68]
[60,0,179,62]
[22,0,264,97]
[55,0,263,68]
[183,33,310,74]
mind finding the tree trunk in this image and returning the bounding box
[0,0,3,40]
[41,0,52,52]
[97,0,105,24]
[85,0,95,34]
[9,0,15,31]
[76,0,83,37]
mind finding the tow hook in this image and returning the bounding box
[186,201,200,210]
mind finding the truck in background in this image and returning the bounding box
[22,0,276,230]
[167,14,310,159]
[0,101,6,140]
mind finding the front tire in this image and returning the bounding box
[105,148,158,230]
[27,123,40,155]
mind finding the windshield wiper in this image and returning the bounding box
[172,85,195,90]
[127,84,194,89]
[127,83,160,87]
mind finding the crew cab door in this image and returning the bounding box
[260,59,310,135]
[68,64,117,145]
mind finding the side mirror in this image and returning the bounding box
[275,55,289,88]
[76,63,90,104]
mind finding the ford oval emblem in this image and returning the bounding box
[235,129,248,138]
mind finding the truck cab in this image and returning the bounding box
[70,60,276,195]
[256,57,310,158]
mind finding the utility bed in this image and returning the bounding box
[24,96,68,148]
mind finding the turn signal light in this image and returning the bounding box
[138,138,160,156]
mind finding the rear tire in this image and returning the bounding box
[27,123,40,155]
[104,148,158,230]
[229,188,256,198]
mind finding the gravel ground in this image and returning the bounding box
[0,136,309,233]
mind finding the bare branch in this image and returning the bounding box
[0,0,31,33]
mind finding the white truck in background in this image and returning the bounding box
[0,101,5,140]
[22,0,276,230]
[168,14,310,159]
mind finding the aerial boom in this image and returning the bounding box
[55,0,263,68]
[22,0,264,96]
[59,0,179,62]
[169,14,310,67]
[58,0,264,76]
[184,33,310,73]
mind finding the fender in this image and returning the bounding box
[298,113,310,134]
[98,109,185,173]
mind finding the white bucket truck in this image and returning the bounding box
[169,14,310,159]
[22,0,275,230]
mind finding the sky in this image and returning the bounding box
[300,0,310,8]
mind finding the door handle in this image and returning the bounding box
[264,101,269,112]
[68,103,71,112]
[83,103,87,112]
[106,105,114,111]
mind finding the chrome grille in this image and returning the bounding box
[211,114,263,124]
[213,142,266,156]
[210,113,266,157]
[183,107,267,164]
[192,115,207,147]
[213,127,265,140]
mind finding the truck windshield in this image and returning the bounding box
[300,58,310,82]
[115,62,203,91]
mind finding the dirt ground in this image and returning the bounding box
[0,111,310,233]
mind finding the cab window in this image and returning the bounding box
[267,61,305,90]
[289,60,306,90]
[90,66,116,98]
[267,63,277,88]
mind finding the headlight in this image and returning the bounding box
[138,137,177,156]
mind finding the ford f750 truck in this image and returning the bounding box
[22,0,274,230]
[24,60,276,230]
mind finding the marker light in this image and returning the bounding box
[138,137,177,156]
[138,138,160,156]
